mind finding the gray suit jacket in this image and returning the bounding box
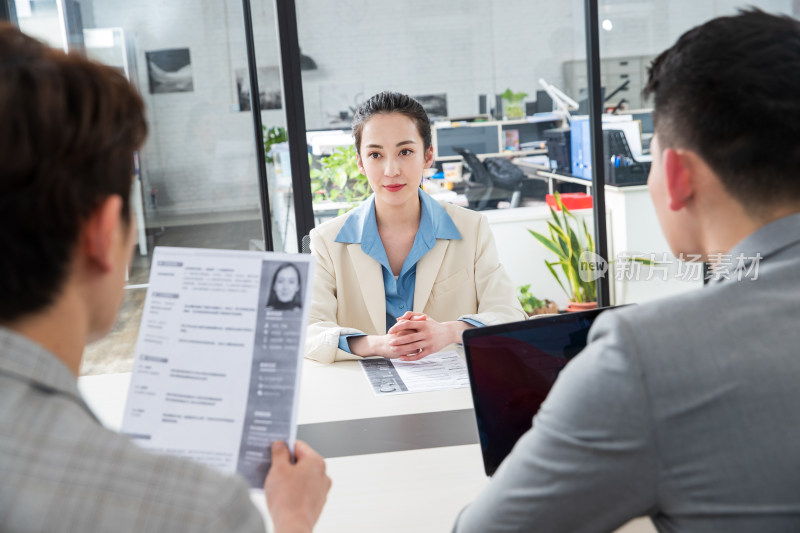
[0,329,265,533]
[455,212,800,533]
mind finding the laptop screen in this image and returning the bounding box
[463,308,610,476]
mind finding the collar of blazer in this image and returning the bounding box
[346,238,451,334]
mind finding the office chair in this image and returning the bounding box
[453,147,524,210]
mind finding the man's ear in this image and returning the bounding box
[83,195,123,273]
[663,148,694,211]
[423,145,434,169]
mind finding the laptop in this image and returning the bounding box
[463,307,613,476]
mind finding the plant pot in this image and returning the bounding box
[503,100,525,120]
[528,300,559,317]
[565,300,597,313]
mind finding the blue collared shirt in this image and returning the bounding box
[335,189,479,353]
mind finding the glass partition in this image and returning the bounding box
[597,0,797,305]
[14,0,297,374]
[13,0,68,50]
[247,0,304,254]
[16,0,754,369]
[294,0,597,314]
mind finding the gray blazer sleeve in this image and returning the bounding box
[453,311,658,533]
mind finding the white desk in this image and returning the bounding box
[79,360,655,533]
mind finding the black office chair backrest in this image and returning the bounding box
[452,146,497,210]
[452,146,492,185]
[484,157,525,190]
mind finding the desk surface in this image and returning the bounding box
[79,359,655,533]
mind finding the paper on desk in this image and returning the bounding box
[516,154,550,167]
[526,111,561,123]
[120,247,314,489]
[359,350,470,395]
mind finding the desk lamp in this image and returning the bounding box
[538,78,579,124]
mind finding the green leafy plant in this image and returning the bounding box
[309,145,370,213]
[517,284,546,314]
[517,284,559,316]
[263,126,287,164]
[500,88,528,119]
[529,192,654,304]
[528,192,598,304]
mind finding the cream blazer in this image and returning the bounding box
[305,201,526,363]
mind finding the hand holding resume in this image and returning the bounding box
[121,247,314,489]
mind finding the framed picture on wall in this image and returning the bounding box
[414,93,448,120]
[145,48,193,94]
[319,82,364,129]
[236,66,283,111]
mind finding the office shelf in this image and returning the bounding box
[432,118,558,162]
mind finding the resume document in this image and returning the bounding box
[121,247,314,488]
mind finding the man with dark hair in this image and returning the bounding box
[454,9,800,532]
[0,23,329,532]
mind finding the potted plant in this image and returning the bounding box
[528,192,598,312]
[500,88,528,120]
[263,126,287,164]
[309,145,371,214]
[529,192,654,311]
[517,284,559,316]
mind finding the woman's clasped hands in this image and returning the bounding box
[387,311,471,361]
[347,312,472,361]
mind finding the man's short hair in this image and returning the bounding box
[644,8,800,209]
[0,23,147,322]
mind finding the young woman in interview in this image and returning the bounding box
[305,91,525,364]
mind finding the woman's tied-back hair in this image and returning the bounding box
[351,91,432,155]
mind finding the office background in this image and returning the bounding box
[3,0,797,376]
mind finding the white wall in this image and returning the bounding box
[82,0,794,221]
[85,0,580,220]
[16,0,67,51]
[88,0,286,219]
[597,0,794,59]
[296,0,578,129]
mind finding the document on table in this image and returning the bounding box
[120,247,314,489]
[359,350,470,395]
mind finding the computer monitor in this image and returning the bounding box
[631,110,654,134]
[436,125,500,158]
[535,89,553,113]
